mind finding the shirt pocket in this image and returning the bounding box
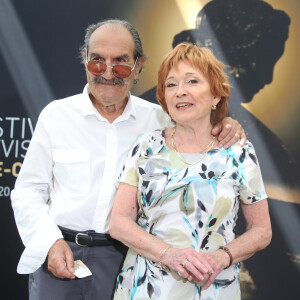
[52,149,90,196]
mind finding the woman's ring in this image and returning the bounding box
[208,270,214,277]
[181,259,189,268]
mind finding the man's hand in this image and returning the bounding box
[211,117,246,149]
[47,239,75,279]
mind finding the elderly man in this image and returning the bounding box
[11,19,245,300]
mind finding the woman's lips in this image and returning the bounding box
[176,102,193,109]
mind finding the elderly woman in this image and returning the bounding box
[110,43,271,299]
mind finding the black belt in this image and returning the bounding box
[59,226,121,247]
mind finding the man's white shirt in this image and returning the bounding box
[11,85,171,274]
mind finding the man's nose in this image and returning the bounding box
[102,65,115,79]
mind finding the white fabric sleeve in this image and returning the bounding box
[118,135,144,187]
[10,108,63,274]
[237,141,268,204]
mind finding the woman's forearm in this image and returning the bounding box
[220,224,272,267]
[109,183,169,263]
[110,215,169,263]
[217,199,272,268]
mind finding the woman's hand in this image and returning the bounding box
[162,247,216,284]
[199,249,230,289]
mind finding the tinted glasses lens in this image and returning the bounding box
[87,61,106,75]
[87,61,133,78]
[112,65,132,78]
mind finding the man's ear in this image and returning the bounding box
[136,56,146,75]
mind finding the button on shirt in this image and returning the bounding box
[11,84,172,274]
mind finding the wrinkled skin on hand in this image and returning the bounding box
[212,117,246,149]
[47,239,75,279]
[162,247,229,290]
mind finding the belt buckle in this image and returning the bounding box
[75,233,89,246]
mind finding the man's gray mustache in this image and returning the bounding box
[92,76,126,85]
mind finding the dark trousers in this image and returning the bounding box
[29,241,127,300]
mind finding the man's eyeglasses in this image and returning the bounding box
[86,57,138,79]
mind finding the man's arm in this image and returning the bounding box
[211,117,246,148]
[10,109,73,277]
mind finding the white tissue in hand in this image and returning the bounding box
[74,260,92,278]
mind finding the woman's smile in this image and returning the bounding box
[175,102,193,110]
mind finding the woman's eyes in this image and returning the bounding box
[165,79,198,88]
[191,79,198,83]
[186,79,198,84]
[166,82,177,88]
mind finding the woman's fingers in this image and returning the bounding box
[202,271,218,290]
[164,247,220,286]
[169,249,229,291]
[177,252,217,282]
[184,256,212,280]
[197,252,216,274]
[179,259,204,281]
[200,251,226,289]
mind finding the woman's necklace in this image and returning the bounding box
[170,127,216,165]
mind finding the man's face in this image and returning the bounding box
[85,24,142,108]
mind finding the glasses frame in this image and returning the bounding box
[85,48,139,79]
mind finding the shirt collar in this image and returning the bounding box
[119,92,137,121]
[80,84,96,117]
[80,84,137,121]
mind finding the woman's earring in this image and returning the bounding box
[211,105,217,110]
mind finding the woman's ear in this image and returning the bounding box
[212,96,221,106]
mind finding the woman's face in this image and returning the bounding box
[164,61,220,126]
